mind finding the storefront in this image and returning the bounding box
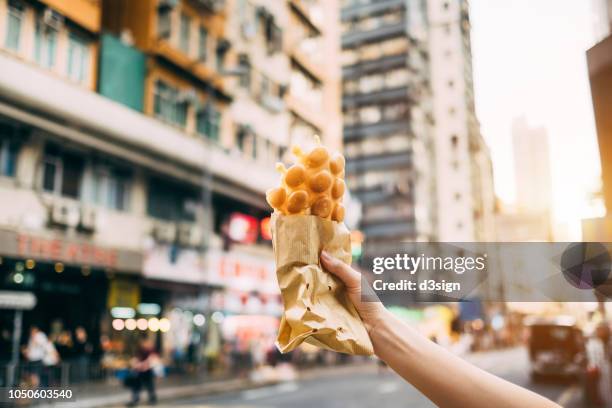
[0,228,142,363]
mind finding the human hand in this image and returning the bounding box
[320,251,387,334]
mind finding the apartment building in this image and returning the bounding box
[340,0,437,259]
[428,0,494,242]
[0,0,283,360]
[0,0,100,89]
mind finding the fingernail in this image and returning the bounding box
[321,251,330,260]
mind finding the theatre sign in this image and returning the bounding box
[0,229,142,273]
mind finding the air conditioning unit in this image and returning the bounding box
[80,206,97,232]
[43,8,64,31]
[158,0,179,10]
[152,221,177,243]
[178,223,203,247]
[51,199,80,228]
[177,88,199,105]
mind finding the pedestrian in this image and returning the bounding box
[72,326,92,383]
[126,337,159,407]
[53,330,73,361]
[319,251,561,408]
[23,326,59,388]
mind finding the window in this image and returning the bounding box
[198,26,208,61]
[87,166,131,211]
[157,7,171,38]
[264,18,282,54]
[216,42,228,71]
[5,0,24,51]
[180,13,191,54]
[358,106,381,124]
[42,148,84,199]
[147,177,197,221]
[197,105,221,142]
[154,80,188,127]
[34,21,58,68]
[451,135,458,148]
[236,125,256,159]
[0,139,18,177]
[447,79,454,88]
[238,54,251,88]
[67,34,89,83]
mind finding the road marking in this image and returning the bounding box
[378,381,400,394]
[242,382,299,401]
[557,384,580,406]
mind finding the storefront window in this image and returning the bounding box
[67,33,90,84]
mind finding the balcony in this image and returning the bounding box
[344,119,412,142]
[341,0,406,22]
[342,22,406,49]
[346,150,412,173]
[343,85,410,108]
[342,53,408,80]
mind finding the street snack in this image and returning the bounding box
[268,137,373,356]
[266,136,346,222]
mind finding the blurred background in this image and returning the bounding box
[0,0,611,406]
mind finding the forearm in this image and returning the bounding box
[370,310,559,408]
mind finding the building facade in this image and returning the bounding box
[586,2,612,240]
[427,0,494,242]
[341,0,436,260]
[0,0,344,372]
[340,0,494,255]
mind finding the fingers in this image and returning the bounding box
[320,251,361,290]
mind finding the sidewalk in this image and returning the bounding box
[41,363,376,408]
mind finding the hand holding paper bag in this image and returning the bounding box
[272,214,373,355]
[266,137,373,356]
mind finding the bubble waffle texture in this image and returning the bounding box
[266,137,346,222]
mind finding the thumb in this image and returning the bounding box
[320,251,361,293]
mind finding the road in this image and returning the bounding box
[159,347,585,408]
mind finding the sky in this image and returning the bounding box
[469,0,604,234]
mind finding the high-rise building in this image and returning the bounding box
[428,0,494,242]
[511,117,552,215]
[341,0,436,259]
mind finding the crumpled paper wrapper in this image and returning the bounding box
[272,214,373,355]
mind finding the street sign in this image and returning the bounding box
[0,291,37,310]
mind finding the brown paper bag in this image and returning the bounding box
[271,213,373,355]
